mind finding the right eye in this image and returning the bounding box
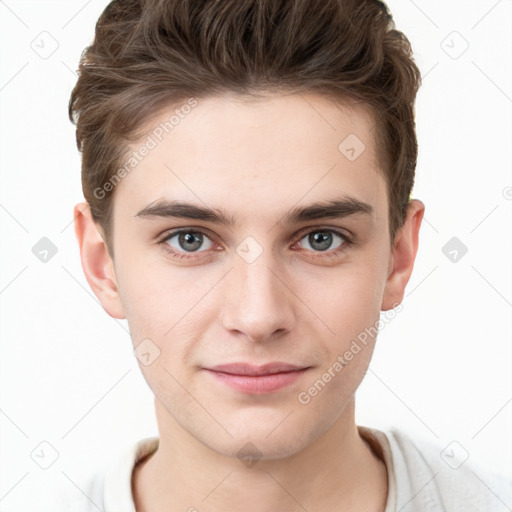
[160,229,216,256]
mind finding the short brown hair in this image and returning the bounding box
[68,0,421,255]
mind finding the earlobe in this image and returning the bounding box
[73,202,126,319]
[381,199,425,311]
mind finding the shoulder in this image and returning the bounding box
[53,436,159,512]
[53,469,106,512]
[386,428,511,511]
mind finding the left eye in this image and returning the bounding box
[296,230,347,252]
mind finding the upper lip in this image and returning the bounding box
[206,362,309,376]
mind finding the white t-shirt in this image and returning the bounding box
[63,426,511,511]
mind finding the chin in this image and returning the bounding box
[202,417,322,463]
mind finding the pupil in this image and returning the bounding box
[180,232,202,252]
[310,232,332,251]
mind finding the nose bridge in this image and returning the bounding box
[221,241,295,342]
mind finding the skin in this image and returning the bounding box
[74,91,424,512]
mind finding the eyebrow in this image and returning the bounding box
[134,195,374,226]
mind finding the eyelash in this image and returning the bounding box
[157,227,354,262]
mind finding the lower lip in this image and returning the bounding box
[205,368,309,393]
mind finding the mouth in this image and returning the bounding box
[203,362,312,393]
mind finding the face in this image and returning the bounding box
[84,92,416,460]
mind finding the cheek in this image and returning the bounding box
[296,310,379,414]
[115,253,187,338]
[313,261,384,332]
[302,260,384,392]
[115,259,213,391]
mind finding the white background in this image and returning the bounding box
[0,0,511,510]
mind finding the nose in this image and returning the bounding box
[220,250,296,343]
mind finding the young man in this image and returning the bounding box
[68,0,511,510]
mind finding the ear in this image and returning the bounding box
[381,199,425,311]
[73,201,126,319]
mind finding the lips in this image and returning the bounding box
[203,362,311,393]
[206,362,309,376]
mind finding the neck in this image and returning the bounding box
[133,398,388,512]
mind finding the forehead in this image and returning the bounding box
[113,92,387,223]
